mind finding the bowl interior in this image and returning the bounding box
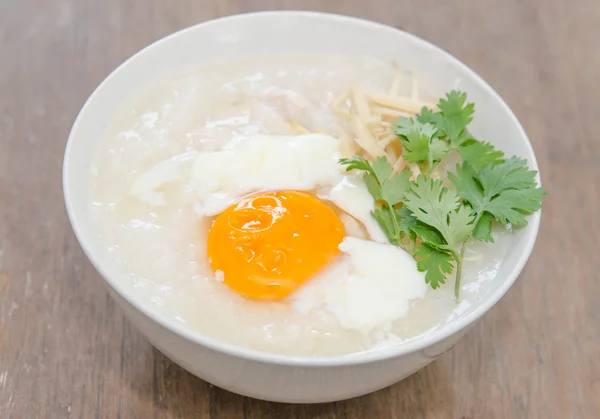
[64,11,541,364]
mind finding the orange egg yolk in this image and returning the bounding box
[207,191,345,300]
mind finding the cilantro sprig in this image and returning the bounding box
[404,176,475,289]
[448,157,547,242]
[339,156,413,250]
[393,120,448,174]
[340,90,546,299]
[394,91,504,173]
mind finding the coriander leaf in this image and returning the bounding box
[458,139,505,171]
[393,116,438,138]
[339,156,383,200]
[370,156,393,184]
[436,90,475,146]
[485,188,546,227]
[339,156,375,174]
[403,174,473,297]
[429,137,451,164]
[396,206,418,236]
[416,244,454,289]
[396,203,446,247]
[472,212,494,242]
[453,129,475,147]
[414,91,475,147]
[340,156,415,254]
[400,129,430,163]
[400,124,449,171]
[447,206,477,245]
[478,156,538,196]
[372,208,402,245]
[416,107,444,132]
[448,158,547,235]
[393,116,421,137]
[403,176,475,249]
[341,156,411,206]
[380,168,411,206]
[412,223,445,249]
[447,163,481,207]
[395,206,419,255]
[363,172,382,201]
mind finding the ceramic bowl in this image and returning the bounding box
[63,11,542,403]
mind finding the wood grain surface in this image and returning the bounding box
[1,0,598,417]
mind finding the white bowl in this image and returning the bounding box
[63,11,542,403]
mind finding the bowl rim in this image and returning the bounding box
[63,10,542,367]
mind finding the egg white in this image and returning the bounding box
[189,133,343,216]
[290,237,427,333]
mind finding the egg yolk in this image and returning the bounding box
[207,191,345,300]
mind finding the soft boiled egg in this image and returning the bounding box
[207,190,345,300]
[129,133,427,333]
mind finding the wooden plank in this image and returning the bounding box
[0,0,597,417]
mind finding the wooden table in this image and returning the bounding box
[1,0,598,417]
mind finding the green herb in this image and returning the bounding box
[403,176,475,290]
[415,243,454,289]
[393,119,448,174]
[456,139,504,171]
[429,90,474,146]
[341,90,546,299]
[448,157,547,242]
[394,90,504,172]
[339,156,413,251]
